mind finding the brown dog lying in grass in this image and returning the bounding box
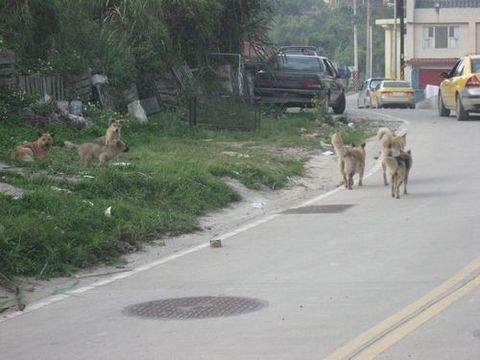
[331,132,366,190]
[11,133,54,161]
[64,140,129,167]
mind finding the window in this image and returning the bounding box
[423,26,459,49]
[275,56,324,72]
[449,26,459,49]
[369,80,382,90]
[423,27,434,48]
[471,59,480,73]
[383,81,411,88]
[453,60,465,77]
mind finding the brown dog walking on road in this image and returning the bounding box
[331,132,366,190]
[10,133,54,161]
[383,149,412,199]
[377,127,407,185]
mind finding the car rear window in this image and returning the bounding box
[471,59,480,73]
[276,56,325,72]
[383,81,411,88]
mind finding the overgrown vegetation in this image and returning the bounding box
[0,0,272,87]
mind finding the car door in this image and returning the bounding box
[442,59,464,108]
[323,59,343,103]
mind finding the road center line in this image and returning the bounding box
[323,256,480,360]
[354,273,480,359]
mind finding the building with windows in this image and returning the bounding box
[406,0,480,91]
[376,0,480,94]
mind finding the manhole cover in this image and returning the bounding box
[124,296,267,320]
[283,204,354,214]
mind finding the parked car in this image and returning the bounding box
[254,53,346,113]
[357,78,384,108]
[371,80,415,109]
[438,54,480,120]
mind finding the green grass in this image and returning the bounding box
[0,105,370,278]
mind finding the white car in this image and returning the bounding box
[357,78,384,108]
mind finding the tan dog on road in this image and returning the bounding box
[11,133,54,161]
[105,118,123,145]
[331,132,366,190]
[64,140,129,167]
[383,149,412,199]
[377,127,407,185]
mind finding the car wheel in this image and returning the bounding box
[456,94,469,121]
[438,92,450,117]
[332,93,346,114]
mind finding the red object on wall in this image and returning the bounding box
[418,68,446,89]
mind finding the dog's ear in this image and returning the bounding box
[49,132,55,138]
[361,143,366,148]
[108,117,115,126]
[407,149,411,155]
[401,133,407,139]
[38,132,43,137]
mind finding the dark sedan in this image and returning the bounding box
[254,54,346,114]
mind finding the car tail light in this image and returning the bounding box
[301,79,322,88]
[256,78,273,87]
[466,75,480,87]
[405,91,414,95]
[380,90,392,94]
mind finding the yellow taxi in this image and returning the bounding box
[438,54,480,120]
[371,80,415,109]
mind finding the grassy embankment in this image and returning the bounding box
[0,103,367,279]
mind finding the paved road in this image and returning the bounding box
[2,106,480,360]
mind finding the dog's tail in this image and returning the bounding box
[331,132,347,158]
[64,140,78,149]
[377,127,393,141]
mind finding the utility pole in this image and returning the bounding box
[399,0,405,80]
[366,0,371,79]
[393,0,397,79]
[353,0,359,89]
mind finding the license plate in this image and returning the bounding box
[393,92,405,96]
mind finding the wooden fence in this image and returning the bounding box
[0,51,93,101]
[18,75,65,99]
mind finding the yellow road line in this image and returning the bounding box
[324,256,480,360]
[355,274,480,359]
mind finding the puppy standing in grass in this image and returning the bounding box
[384,149,412,199]
[105,118,123,145]
[64,140,129,167]
[331,132,366,190]
[11,133,54,161]
[377,127,407,185]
